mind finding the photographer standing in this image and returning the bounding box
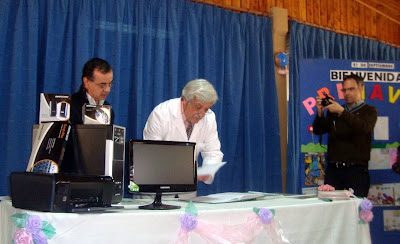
[313,74,377,197]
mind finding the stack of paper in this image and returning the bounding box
[188,192,282,204]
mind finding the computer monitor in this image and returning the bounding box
[128,140,197,210]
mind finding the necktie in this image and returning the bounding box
[186,122,193,139]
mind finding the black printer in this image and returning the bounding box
[10,172,115,212]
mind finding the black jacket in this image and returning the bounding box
[313,102,377,165]
[69,88,114,125]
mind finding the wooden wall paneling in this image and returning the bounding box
[353,1,360,35]
[388,21,395,44]
[389,24,400,44]
[346,0,353,33]
[359,4,366,36]
[232,0,241,8]
[291,0,300,20]
[320,0,328,26]
[386,0,400,12]
[276,0,284,8]
[356,0,400,28]
[372,0,400,24]
[189,0,399,46]
[333,0,341,31]
[327,0,335,29]
[267,0,275,12]
[365,7,372,37]
[383,18,390,45]
[371,10,377,38]
[306,0,314,23]
[387,19,393,45]
[283,0,292,17]
[313,0,321,25]
[241,0,250,9]
[340,0,347,31]
[258,0,265,12]
[249,0,260,11]
[299,0,307,22]
[376,14,384,41]
[223,0,232,6]
[258,0,263,12]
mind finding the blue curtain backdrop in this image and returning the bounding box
[286,21,400,194]
[0,0,281,196]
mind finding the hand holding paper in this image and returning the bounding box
[197,161,227,184]
[197,175,212,182]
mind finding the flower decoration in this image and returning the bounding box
[13,229,33,244]
[253,207,275,224]
[318,184,335,191]
[359,198,374,224]
[11,213,56,244]
[180,201,198,232]
[181,213,198,231]
[274,51,289,75]
[25,215,42,234]
[360,198,373,211]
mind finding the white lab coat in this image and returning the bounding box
[143,98,224,183]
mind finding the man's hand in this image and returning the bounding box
[197,175,212,182]
[324,100,344,115]
[316,96,344,116]
[315,96,324,117]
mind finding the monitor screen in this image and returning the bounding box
[128,140,197,209]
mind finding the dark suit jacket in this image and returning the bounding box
[69,88,114,125]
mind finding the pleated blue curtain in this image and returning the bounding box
[286,21,400,193]
[0,0,281,196]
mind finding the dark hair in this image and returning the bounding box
[80,58,112,89]
[343,74,364,87]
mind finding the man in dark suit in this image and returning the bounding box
[62,58,114,173]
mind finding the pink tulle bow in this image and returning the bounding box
[174,213,288,244]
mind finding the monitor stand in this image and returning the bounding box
[139,192,181,210]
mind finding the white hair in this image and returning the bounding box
[181,79,218,104]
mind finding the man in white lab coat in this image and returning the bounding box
[143,79,224,184]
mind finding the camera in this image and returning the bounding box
[321,93,333,107]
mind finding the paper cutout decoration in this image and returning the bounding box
[274,51,289,75]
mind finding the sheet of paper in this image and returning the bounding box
[197,161,226,176]
[369,148,391,170]
[374,116,389,140]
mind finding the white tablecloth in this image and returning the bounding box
[0,196,371,243]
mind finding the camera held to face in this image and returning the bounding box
[321,93,333,107]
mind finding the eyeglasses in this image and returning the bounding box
[190,102,212,115]
[341,87,356,93]
[88,79,113,89]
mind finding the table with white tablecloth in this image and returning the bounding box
[0,196,371,244]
